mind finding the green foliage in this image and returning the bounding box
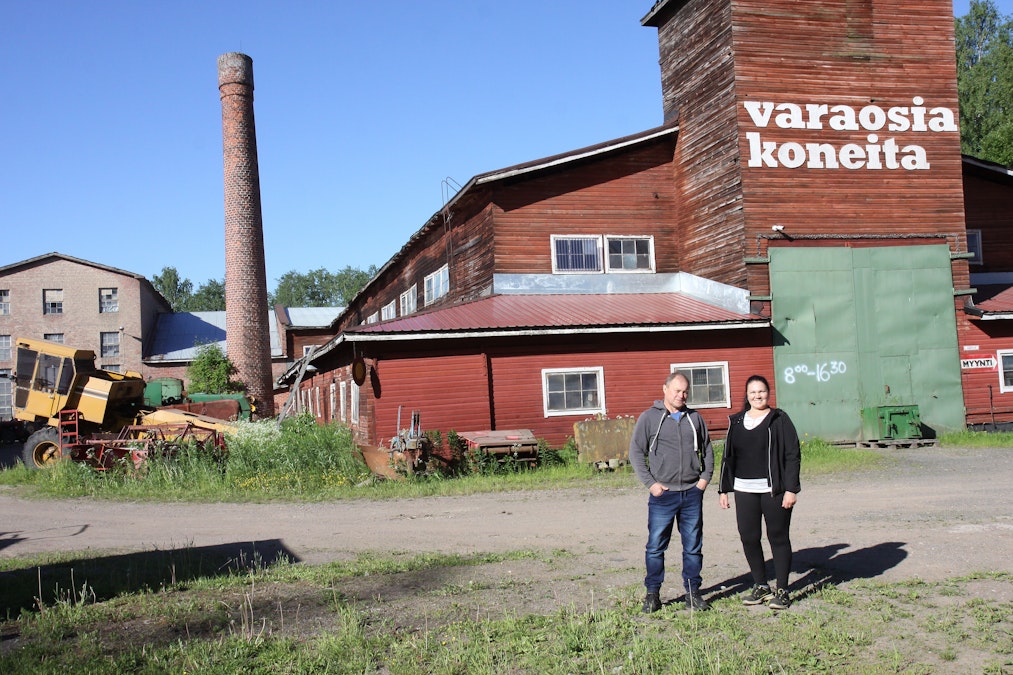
[186,342,239,394]
[151,267,225,312]
[956,0,1013,166]
[269,265,378,307]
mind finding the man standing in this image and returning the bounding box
[629,371,714,612]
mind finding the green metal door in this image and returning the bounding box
[769,245,964,441]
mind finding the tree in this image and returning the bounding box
[269,265,378,307]
[187,278,226,312]
[186,342,239,394]
[956,0,1013,166]
[152,266,193,311]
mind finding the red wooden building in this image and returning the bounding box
[280,0,1013,447]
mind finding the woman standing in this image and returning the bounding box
[718,375,801,610]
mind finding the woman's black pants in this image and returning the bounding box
[733,490,793,590]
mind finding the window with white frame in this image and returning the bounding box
[542,367,606,416]
[400,285,417,316]
[552,235,602,273]
[43,333,64,344]
[0,290,9,315]
[606,235,655,272]
[424,265,450,306]
[100,331,120,358]
[43,289,63,315]
[340,381,348,422]
[315,387,322,418]
[302,345,318,357]
[551,235,655,273]
[672,362,730,408]
[0,335,10,361]
[99,287,118,313]
[0,368,11,420]
[350,381,360,423]
[966,229,983,265]
[381,300,396,321]
[329,383,337,420]
[999,350,1013,393]
[367,312,379,324]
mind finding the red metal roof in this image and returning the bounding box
[972,285,1013,314]
[348,293,762,335]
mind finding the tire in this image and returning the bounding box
[22,426,62,470]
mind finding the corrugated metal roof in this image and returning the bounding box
[348,293,761,335]
[284,306,343,328]
[145,311,282,362]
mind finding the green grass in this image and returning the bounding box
[0,549,1009,674]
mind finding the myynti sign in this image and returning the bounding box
[743,97,958,170]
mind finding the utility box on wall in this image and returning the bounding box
[861,405,922,442]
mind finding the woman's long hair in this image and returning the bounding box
[741,374,771,412]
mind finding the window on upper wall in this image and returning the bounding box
[0,335,10,361]
[424,265,450,306]
[0,290,9,315]
[551,235,655,273]
[606,235,655,272]
[542,367,606,417]
[400,285,417,316]
[99,287,118,313]
[100,331,120,358]
[672,362,730,408]
[43,333,64,344]
[999,350,1013,393]
[966,230,983,265]
[552,235,602,273]
[302,345,318,357]
[43,289,63,315]
[366,312,379,324]
[381,300,396,321]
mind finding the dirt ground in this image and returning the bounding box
[0,444,1010,594]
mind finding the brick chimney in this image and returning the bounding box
[218,52,274,417]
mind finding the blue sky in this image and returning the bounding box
[2,1,1007,291]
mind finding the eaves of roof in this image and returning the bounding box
[967,284,1013,319]
[279,292,767,383]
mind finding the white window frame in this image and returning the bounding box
[998,350,1013,393]
[551,235,603,274]
[671,361,731,409]
[366,311,379,324]
[100,331,120,358]
[0,290,9,315]
[424,264,450,306]
[604,235,656,273]
[381,300,397,321]
[400,285,417,316]
[302,345,319,357]
[350,381,360,423]
[0,368,12,420]
[315,386,322,418]
[966,229,983,265]
[329,382,337,420]
[541,366,606,417]
[43,289,63,315]
[340,381,348,422]
[99,287,119,313]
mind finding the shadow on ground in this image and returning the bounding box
[0,539,299,617]
[703,541,908,603]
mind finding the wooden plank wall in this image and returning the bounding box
[963,171,1013,273]
[731,0,965,240]
[958,319,1013,425]
[651,0,747,287]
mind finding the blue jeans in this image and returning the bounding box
[644,486,704,593]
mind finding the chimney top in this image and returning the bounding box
[218,52,254,89]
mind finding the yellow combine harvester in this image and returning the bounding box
[12,337,237,470]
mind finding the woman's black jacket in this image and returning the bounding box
[718,407,802,496]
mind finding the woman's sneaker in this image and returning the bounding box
[742,584,774,606]
[768,588,791,610]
